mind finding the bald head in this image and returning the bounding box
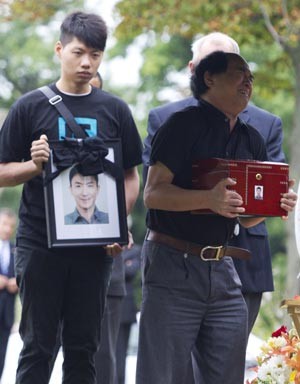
[189,32,240,73]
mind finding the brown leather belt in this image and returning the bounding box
[147,230,251,261]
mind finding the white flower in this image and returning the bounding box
[267,336,288,349]
[257,355,292,384]
[259,336,288,358]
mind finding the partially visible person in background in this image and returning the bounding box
[89,73,133,384]
[0,208,18,382]
[90,71,103,89]
[94,248,126,384]
[116,244,141,384]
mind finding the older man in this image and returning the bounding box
[136,51,296,384]
[143,32,286,338]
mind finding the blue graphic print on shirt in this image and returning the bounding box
[58,117,97,139]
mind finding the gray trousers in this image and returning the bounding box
[136,239,248,384]
[95,295,123,384]
[243,292,262,336]
[190,291,263,383]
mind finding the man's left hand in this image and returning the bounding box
[281,179,298,219]
[105,231,134,257]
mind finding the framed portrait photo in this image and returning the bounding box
[43,139,128,248]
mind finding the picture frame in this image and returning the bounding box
[43,139,128,248]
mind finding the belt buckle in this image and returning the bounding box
[200,246,223,261]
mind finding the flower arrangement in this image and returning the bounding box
[247,325,300,384]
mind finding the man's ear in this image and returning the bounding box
[54,41,63,58]
[188,60,195,74]
[203,71,214,88]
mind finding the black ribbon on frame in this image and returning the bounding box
[44,137,123,185]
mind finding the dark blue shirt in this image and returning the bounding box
[64,207,109,225]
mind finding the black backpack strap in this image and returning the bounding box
[39,85,88,139]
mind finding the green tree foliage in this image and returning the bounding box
[0,21,58,108]
[111,1,296,137]
[114,0,298,109]
[0,186,22,215]
[0,0,83,108]
[1,0,82,22]
[115,0,300,44]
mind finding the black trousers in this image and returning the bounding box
[0,325,11,380]
[15,244,112,384]
[116,322,133,384]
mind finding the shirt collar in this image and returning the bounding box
[198,98,229,121]
[198,98,244,130]
[73,207,100,224]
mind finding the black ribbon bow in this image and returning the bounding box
[44,137,123,185]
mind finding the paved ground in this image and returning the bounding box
[1,332,63,384]
[2,326,260,384]
[2,329,136,384]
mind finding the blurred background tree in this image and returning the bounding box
[0,0,299,336]
[0,0,83,107]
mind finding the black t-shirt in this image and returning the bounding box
[0,84,143,247]
[147,99,267,245]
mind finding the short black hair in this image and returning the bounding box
[190,51,243,99]
[69,165,98,185]
[60,11,107,51]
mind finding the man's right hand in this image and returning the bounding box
[209,178,245,218]
[30,134,50,172]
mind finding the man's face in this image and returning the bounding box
[70,174,99,211]
[0,215,16,241]
[55,37,103,85]
[206,55,253,113]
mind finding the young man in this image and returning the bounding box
[65,165,109,225]
[0,208,18,382]
[0,11,142,384]
[137,51,297,384]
